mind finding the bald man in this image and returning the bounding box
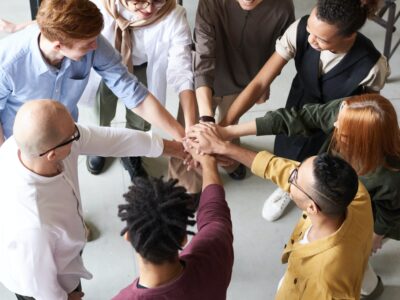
[0,99,183,300]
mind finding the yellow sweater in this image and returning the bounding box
[252,151,373,300]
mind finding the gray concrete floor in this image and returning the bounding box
[1,0,399,299]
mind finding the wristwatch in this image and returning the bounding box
[199,115,216,123]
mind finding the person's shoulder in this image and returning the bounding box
[0,25,39,71]
[112,281,138,300]
[161,5,189,25]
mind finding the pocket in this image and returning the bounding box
[63,76,90,99]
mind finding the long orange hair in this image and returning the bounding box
[330,94,400,175]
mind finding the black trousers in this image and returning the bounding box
[15,282,82,300]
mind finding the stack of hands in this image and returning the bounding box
[174,122,235,170]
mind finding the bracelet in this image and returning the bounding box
[199,115,215,123]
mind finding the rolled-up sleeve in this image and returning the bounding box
[251,151,299,192]
[275,19,299,62]
[92,35,149,109]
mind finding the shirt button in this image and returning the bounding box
[284,244,287,249]
[291,239,294,244]
[294,278,298,284]
[303,214,307,219]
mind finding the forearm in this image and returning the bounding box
[132,93,185,140]
[179,89,197,129]
[222,52,288,125]
[224,121,257,140]
[201,156,222,188]
[162,140,185,160]
[196,86,214,117]
[215,142,257,169]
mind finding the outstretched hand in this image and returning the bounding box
[185,123,227,156]
[0,19,16,33]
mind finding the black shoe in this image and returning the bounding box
[228,163,246,180]
[86,156,106,175]
[121,156,148,181]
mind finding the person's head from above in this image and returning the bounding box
[236,0,264,11]
[331,93,400,176]
[122,0,174,20]
[13,99,78,162]
[307,0,380,53]
[118,176,196,265]
[36,0,104,61]
[288,153,358,219]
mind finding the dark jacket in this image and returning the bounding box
[274,15,381,161]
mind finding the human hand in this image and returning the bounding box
[214,154,236,168]
[255,86,270,104]
[68,291,84,300]
[0,19,17,33]
[185,123,227,155]
[189,122,231,141]
[371,233,384,254]
[183,139,216,168]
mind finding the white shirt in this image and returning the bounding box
[275,19,390,92]
[81,1,194,106]
[0,124,163,300]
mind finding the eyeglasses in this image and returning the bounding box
[39,125,80,157]
[288,166,322,211]
[131,0,166,10]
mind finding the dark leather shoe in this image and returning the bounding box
[228,163,246,180]
[121,156,148,181]
[86,156,105,175]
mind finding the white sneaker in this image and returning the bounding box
[262,188,291,221]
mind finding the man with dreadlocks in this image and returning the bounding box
[114,143,233,299]
[0,99,184,300]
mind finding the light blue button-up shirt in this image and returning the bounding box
[0,25,148,138]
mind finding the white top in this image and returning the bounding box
[275,19,390,91]
[0,124,163,300]
[81,0,194,106]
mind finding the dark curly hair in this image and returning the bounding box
[316,0,380,36]
[118,177,196,264]
[311,153,358,216]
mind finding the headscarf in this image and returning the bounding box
[101,0,176,72]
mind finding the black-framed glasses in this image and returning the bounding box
[131,0,166,10]
[39,125,80,157]
[288,167,322,211]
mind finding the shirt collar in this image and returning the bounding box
[29,30,52,75]
[281,208,354,261]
